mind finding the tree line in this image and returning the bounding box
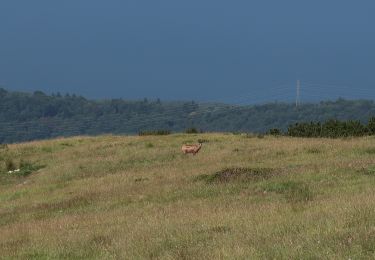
[1,88,375,143]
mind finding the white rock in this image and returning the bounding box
[7,169,20,173]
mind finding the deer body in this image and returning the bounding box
[181,143,202,155]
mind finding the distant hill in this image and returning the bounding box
[1,88,375,143]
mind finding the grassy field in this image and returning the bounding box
[0,133,374,259]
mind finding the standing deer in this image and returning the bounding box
[181,143,202,155]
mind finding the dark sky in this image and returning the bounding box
[1,1,374,103]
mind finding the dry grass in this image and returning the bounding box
[0,133,375,259]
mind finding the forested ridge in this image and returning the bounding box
[1,88,375,143]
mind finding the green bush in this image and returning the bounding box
[139,130,171,136]
[244,133,256,138]
[6,159,16,171]
[263,181,313,203]
[360,167,375,176]
[3,159,45,177]
[195,167,276,183]
[367,117,375,135]
[286,118,375,138]
[145,143,154,148]
[185,127,200,134]
[267,128,282,136]
[18,160,45,177]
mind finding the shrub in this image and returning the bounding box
[42,147,53,153]
[244,133,256,138]
[195,167,276,183]
[185,127,202,134]
[145,143,154,148]
[286,118,374,138]
[364,148,375,154]
[306,147,322,154]
[135,177,149,182]
[263,181,313,203]
[359,167,375,176]
[3,159,45,177]
[18,160,45,177]
[267,128,282,136]
[368,117,375,135]
[6,159,16,171]
[60,142,74,147]
[287,122,323,138]
[139,130,171,136]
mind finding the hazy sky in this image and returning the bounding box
[1,1,374,103]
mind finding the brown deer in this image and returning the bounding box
[181,143,202,155]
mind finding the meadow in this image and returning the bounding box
[0,133,374,259]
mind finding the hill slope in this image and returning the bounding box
[0,134,374,258]
[2,88,375,143]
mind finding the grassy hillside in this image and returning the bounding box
[0,134,374,259]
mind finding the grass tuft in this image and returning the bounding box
[139,130,171,136]
[18,161,45,177]
[60,142,74,147]
[305,147,322,154]
[41,146,53,153]
[135,177,149,182]
[363,147,375,154]
[359,166,375,176]
[195,167,276,183]
[262,181,313,203]
[5,158,16,171]
[204,226,231,234]
[145,143,154,148]
[244,133,256,138]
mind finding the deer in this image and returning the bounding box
[181,143,202,155]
